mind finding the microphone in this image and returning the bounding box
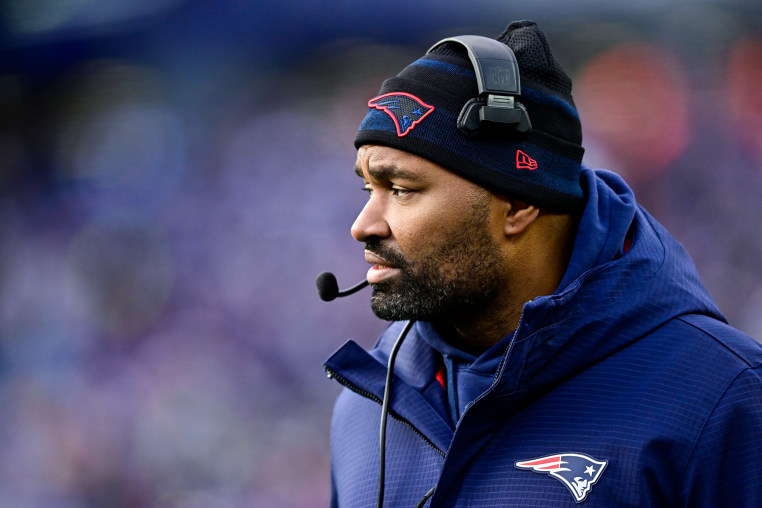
[316,272,369,301]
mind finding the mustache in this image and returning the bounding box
[364,238,407,269]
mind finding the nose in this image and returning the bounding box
[351,195,391,242]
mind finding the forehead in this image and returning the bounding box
[355,145,447,180]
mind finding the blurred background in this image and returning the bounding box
[1,0,761,506]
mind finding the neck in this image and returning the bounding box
[441,290,527,352]
[443,211,577,351]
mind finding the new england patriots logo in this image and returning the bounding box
[368,92,434,137]
[515,453,608,503]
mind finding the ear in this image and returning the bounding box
[504,198,540,236]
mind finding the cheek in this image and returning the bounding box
[386,183,497,256]
[389,217,431,257]
[391,206,476,259]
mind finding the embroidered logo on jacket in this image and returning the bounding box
[515,453,608,503]
[368,92,435,137]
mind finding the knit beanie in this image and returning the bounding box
[355,20,585,211]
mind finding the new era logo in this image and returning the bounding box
[516,150,538,170]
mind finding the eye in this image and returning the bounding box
[360,182,415,200]
[391,186,412,197]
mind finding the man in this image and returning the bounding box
[323,20,762,507]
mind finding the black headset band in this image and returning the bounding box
[428,35,521,96]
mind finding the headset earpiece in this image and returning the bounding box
[427,35,532,138]
[457,96,531,136]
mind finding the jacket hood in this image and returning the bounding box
[493,166,724,396]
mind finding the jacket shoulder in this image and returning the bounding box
[677,314,762,367]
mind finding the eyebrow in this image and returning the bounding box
[354,163,423,182]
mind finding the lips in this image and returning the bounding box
[364,250,401,284]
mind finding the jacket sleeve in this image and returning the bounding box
[680,365,762,507]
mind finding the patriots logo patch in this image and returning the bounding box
[368,92,434,137]
[515,453,608,503]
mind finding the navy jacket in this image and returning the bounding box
[324,168,762,507]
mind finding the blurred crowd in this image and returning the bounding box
[1,1,761,506]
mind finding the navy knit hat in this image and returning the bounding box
[355,20,585,211]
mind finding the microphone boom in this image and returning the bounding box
[316,272,369,301]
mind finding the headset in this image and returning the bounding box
[318,34,530,508]
[427,35,532,138]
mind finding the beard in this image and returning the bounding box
[367,201,503,323]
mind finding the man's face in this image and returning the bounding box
[352,145,506,323]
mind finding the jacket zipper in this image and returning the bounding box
[456,308,524,422]
[324,365,447,458]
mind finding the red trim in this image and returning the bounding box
[623,226,634,254]
[435,364,446,391]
